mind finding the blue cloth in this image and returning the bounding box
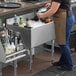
[58,14,75,69]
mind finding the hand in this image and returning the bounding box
[45,3,51,9]
[36,13,44,19]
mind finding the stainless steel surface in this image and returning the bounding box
[29,48,33,71]
[0,63,2,76]
[0,1,50,19]
[14,60,17,76]
[0,0,53,74]
[7,21,55,71]
[51,40,55,63]
[7,21,55,49]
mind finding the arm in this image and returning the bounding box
[45,2,51,9]
[37,2,61,18]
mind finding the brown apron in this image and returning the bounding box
[53,8,67,45]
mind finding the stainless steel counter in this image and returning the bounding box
[0,1,55,75]
[7,21,55,49]
[7,20,55,71]
[0,1,50,19]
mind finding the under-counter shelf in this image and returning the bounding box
[0,41,26,63]
[7,21,55,49]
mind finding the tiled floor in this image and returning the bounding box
[2,49,76,76]
[2,49,61,76]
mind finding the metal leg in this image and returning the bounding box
[0,62,2,76]
[51,40,55,63]
[14,36,18,76]
[14,60,17,76]
[31,48,35,56]
[29,48,33,72]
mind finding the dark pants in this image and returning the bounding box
[59,14,75,69]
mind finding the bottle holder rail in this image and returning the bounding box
[0,41,27,63]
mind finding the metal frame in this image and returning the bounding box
[7,21,55,71]
[0,34,27,76]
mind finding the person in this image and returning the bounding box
[37,0,75,71]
